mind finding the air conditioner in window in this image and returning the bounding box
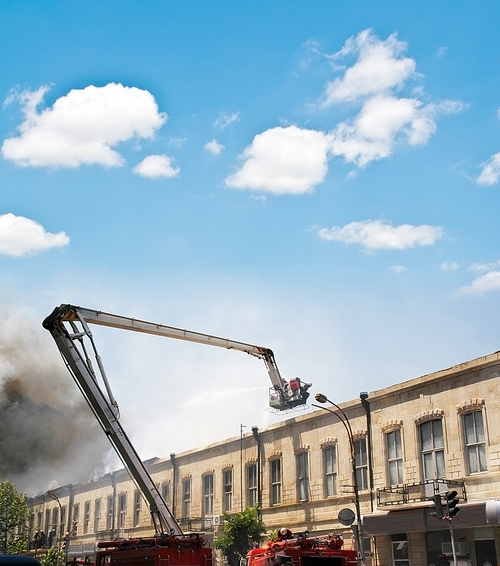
[442,542,470,556]
[213,515,224,526]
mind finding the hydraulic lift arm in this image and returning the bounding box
[43,304,311,533]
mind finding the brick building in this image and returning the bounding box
[28,350,500,566]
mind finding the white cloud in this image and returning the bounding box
[317,219,443,250]
[224,126,332,194]
[133,154,179,179]
[322,29,464,167]
[323,29,416,105]
[390,265,407,273]
[0,213,69,256]
[441,261,460,271]
[204,139,225,155]
[213,111,240,130]
[1,83,167,168]
[459,270,500,295]
[477,153,500,185]
[469,260,500,273]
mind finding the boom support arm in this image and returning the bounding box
[43,305,183,536]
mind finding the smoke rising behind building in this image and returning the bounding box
[0,305,110,495]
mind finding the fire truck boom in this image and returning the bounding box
[42,304,311,536]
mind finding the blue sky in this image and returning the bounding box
[2,1,500,489]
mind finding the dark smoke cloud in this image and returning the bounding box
[0,305,110,495]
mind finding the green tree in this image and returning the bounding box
[40,547,65,566]
[0,481,29,554]
[214,505,266,566]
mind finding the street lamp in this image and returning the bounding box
[313,393,364,566]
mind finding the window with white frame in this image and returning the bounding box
[247,464,258,507]
[106,496,113,530]
[463,410,487,473]
[323,445,337,497]
[355,438,368,490]
[270,459,282,505]
[182,479,191,518]
[223,469,233,512]
[83,501,90,534]
[72,504,79,535]
[94,498,101,533]
[391,533,409,566]
[419,419,445,480]
[133,491,141,527]
[117,494,126,529]
[297,452,310,501]
[386,429,404,486]
[161,482,170,506]
[203,474,214,516]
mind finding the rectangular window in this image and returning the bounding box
[161,482,170,506]
[45,508,51,534]
[83,501,90,534]
[94,499,101,534]
[324,445,337,497]
[355,438,368,491]
[247,465,258,507]
[106,496,113,530]
[271,459,282,505]
[51,508,59,535]
[386,429,404,486]
[118,494,126,530]
[61,507,66,534]
[223,470,233,512]
[72,505,79,536]
[463,410,487,473]
[420,419,445,480]
[297,452,310,501]
[133,491,141,527]
[182,479,191,518]
[203,474,214,516]
[391,534,409,566]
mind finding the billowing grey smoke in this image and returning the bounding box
[0,305,110,495]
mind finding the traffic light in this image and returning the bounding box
[446,490,460,518]
[431,494,444,519]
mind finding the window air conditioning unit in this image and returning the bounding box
[442,542,470,556]
[213,515,224,526]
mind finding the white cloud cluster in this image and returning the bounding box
[477,152,500,185]
[2,83,167,168]
[459,270,500,295]
[213,111,240,130]
[205,139,225,155]
[133,154,179,179]
[225,126,332,194]
[325,30,464,167]
[441,261,460,271]
[0,213,69,256]
[317,219,444,250]
[225,30,463,194]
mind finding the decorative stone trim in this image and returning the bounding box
[352,430,367,441]
[320,438,337,449]
[245,457,258,465]
[181,474,192,481]
[294,445,310,455]
[267,450,282,461]
[201,469,215,477]
[381,420,403,433]
[221,464,233,471]
[414,409,444,425]
[456,398,485,414]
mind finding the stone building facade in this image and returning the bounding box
[28,350,500,566]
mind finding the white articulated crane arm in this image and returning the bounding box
[43,304,310,533]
